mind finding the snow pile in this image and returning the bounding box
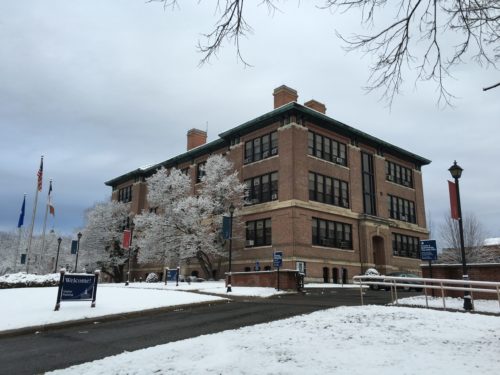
[364,267,380,275]
[394,295,500,314]
[484,237,500,246]
[0,272,60,288]
[145,273,159,283]
[49,305,500,375]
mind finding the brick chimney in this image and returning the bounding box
[304,99,326,114]
[273,85,298,109]
[187,128,207,151]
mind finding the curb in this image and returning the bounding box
[0,299,230,339]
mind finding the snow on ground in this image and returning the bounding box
[395,295,500,314]
[0,285,225,332]
[48,305,500,375]
[106,280,290,298]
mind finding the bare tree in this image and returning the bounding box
[325,0,500,105]
[438,212,498,263]
[152,0,499,105]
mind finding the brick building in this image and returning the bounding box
[105,86,431,282]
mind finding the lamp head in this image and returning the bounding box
[448,161,463,179]
[229,203,235,214]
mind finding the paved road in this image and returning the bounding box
[0,287,399,375]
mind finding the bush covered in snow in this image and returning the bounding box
[364,268,380,276]
[0,272,60,289]
[145,273,159,283]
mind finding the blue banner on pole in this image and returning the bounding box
[222,216,232,240]
[71,240,78,254]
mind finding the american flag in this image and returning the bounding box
[37,156,43,192]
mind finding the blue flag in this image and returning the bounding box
[222,216,232,240]
[17,195,26,228]
[71,240,78,254]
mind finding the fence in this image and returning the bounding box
[353,275,500,312]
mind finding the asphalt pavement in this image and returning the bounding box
[0,287,398,375]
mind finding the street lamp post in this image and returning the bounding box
[227,203,235,293]
[448,161,473,311]
[74,232,82,273]
[54,237,62,273]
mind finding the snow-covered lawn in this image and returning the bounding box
[48,305,500,375]
[395,295,500,314]
[0,280,292,333]
[0,285,225,332]
[106,280,290,298]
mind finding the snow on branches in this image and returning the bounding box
[134,155,245,279]
[79,200,130,280]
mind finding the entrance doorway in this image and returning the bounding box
[372,236,385,271]
[341,268,348,284]
[322,267,329,283]
[332,268,339,284]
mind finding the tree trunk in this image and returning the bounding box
[196,251,212,279]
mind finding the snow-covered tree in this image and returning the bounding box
[134,211,177,266]
[134,155,245,279]
[0,230,75,276]
[0,230,21,275]
[134,168,191,266]
[79,200,130,282]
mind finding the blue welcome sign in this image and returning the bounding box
[55,269,99,311]
[62,275,95,301]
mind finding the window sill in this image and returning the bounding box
[312,245,354,252]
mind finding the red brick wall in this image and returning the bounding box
[228,270,301,290]
[421,263,500,299]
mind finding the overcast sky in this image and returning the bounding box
[1,1,498,242]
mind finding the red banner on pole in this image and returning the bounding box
[448,180,459,220]
[122,230,131,250]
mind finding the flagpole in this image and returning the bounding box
[40,179,52,274]
[26,156,43,274]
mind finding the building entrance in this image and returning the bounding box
[372,236,385,272]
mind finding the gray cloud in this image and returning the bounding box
[0,1,498,241]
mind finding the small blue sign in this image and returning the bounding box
[254,261,261,271]
[166,269,178,281]
[273,251,283,268]
[420,240,438,261]
[61,275,95,301]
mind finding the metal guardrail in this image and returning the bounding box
[353,275,500,312]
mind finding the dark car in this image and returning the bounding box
[384,272,423,292]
